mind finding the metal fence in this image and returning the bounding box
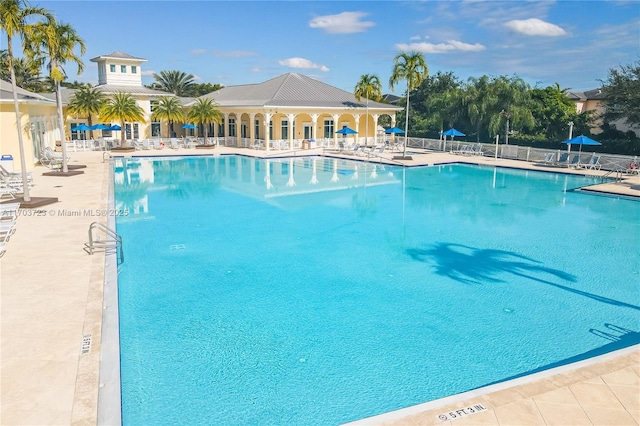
[406,137,637,172]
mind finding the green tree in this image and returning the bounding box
[191,82,224,97]
[354,73,382,145]
[187,98,223,145]
[389,51,429,157]
[464,75,494,142]
[28,18,85,173]
[151,96,185,138]
[67,85,107,134]
[0,0,51,201]
[100,92,145,147]
[602,61,640,129]
[530,83,576,141]
[487,75,534,144]
[148,70,195,96]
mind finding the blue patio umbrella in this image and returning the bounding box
[441,128,465,151]
[335,126,357,135]
[441,128,465,137]
[92,123,110,130]
[562,134,601,159]
[109,124,121,131]
[71,123,92,131]
[181,123,197,129]
[385,126,405,134]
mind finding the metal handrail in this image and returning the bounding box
[87,221,123,263]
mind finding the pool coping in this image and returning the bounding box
[96,151,639,425]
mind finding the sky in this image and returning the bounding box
[26,0,640,94]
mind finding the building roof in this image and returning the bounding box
[94,84,171,96]
[0,79,56,104]
[197,73,402,111]
[90,51,147,62]
[566,88,607,101]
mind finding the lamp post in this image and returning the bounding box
[567,121,574,155]
[568,121,574,139]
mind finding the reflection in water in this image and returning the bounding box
[114,155,401,217]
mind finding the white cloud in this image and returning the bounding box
[141,70,156,76]
[212,50,259,58]
[190,49,207,56]
[309,11,374,34]
[278,57,329,72]
[394,40,486,54]
[504,18,567,36]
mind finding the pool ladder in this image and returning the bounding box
[600,168,626,182]
[84,222,124,264]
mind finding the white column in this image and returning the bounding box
[249,112,256,144]
[287,113,296,149]
[310,114,319,140]
[235,113,242,147]
[332,113,340,148]
[223,113,230,146]
[264,113,272,151]
[354,114,361,145]
[372,114,380,145]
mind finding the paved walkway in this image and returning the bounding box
[1,147,638,425]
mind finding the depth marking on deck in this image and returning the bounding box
[170,244,186,250]
[81,334,92,354]
[437,403,487,422]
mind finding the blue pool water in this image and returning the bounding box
[115,155,640,425]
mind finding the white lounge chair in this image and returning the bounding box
[540,153,555,165]
[581,154,601,170]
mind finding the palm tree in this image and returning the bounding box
[354,74,382,146]
[67,85,107,138]
[149,70,195,96]
[100,92,145,147]
[28,18,85,173]
[151,96,185,138]
[0,50,45,92]
[0,0,50,202]
[389,51,429,157]
[187,98,222,145]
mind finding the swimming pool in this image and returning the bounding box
[114,155,640,425]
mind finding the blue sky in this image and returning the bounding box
[33,0,640,93]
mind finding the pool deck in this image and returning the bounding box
[1,147,638,425]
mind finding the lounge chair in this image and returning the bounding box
[452,144,471,155]
[555,153,570,166]
[569,155,580,168]
[540,153,555,165]
[39,149,64,169]
[365,145,379,157]
[469,143,484,156]
[581,154,601,170]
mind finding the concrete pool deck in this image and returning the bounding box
[1,147,638,425]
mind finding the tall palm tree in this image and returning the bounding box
[389,51,429,157]
[187,98,222,145]
[28,18,85,173]
[100,92,145,147]
[150,70,195,96]
[354,74,382,146]
[67,85,107,138]
[0,0,50,202]
[151,96,185,138]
